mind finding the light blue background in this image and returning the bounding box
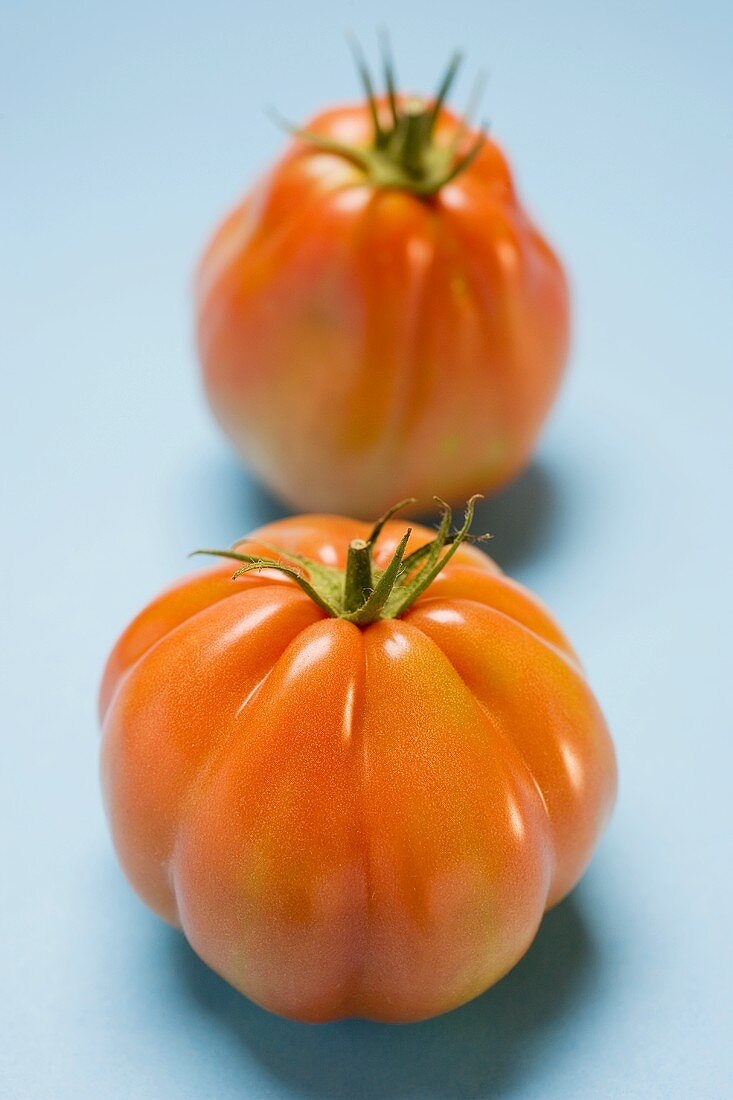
[2,2,732,1096]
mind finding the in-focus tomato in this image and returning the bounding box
[196,46,570,516]
[100,500,616,1023]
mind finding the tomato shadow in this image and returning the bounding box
[186,452,559,576]
[169,891,599,1099]
[416,463,560,574]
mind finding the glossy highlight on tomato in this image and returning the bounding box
[196,47,570,516]
[100,505,616,1023]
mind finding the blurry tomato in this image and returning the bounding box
[196,48,569,516]
[100,500,615,1022]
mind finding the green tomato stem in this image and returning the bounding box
[272,39,488,199]
[344,539,373,613]
[192,497,489,627]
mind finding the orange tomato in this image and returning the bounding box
[196,51,570,516]
[100,502,616,1023]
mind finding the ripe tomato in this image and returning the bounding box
[100,500,616,1023]
[196,48,570,516]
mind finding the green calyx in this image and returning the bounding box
[192,496,491,626]
[273,35,488,198]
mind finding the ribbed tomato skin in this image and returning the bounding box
[100,517,615,1023]
[196,104,570,516]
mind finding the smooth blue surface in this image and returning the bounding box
[2,2,732,1097]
